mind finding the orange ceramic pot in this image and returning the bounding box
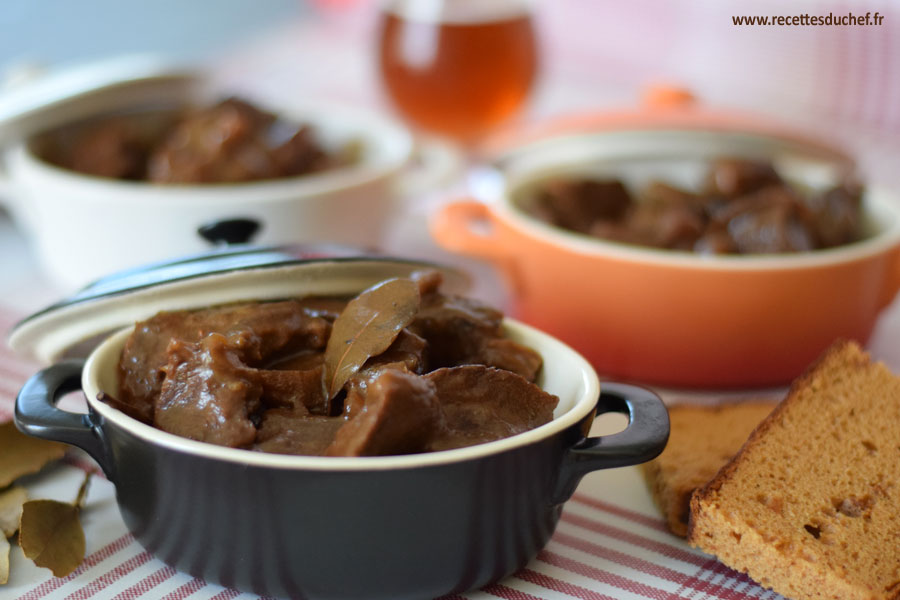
[432,95,900,388]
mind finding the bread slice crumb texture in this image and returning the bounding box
[641,401,775,537]
[689,341,900,600]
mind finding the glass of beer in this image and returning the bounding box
[377,0,539,141]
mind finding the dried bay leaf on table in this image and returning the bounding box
[18,472,91,578]
[0,422,67,488]
[323,278,421,401]
[19,501,84,577]
[0,486,27,537]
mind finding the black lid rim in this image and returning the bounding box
[11,245,460,336]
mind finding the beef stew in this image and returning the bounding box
[526,158,863,254]
[108,272,558,456]
[44,97,354,183]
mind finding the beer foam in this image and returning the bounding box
[385,0,531,24]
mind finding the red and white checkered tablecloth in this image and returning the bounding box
[0,304,788,600]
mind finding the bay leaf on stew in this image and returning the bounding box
[0,534,9,584]
[323,278,421,401]
[0,486,27,537]
[18,472,91,578]
[0,422,67,488]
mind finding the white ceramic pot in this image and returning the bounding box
[0,58,458,290]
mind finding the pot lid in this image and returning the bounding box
[0,54,199,148]
[482,84,853,168]
[8,244,468,364]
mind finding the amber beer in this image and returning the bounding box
[378,0,538,140]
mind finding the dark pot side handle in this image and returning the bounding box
[553,382,669,504]
[14,360,114,479]
[197,217,262,246]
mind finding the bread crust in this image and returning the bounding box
[690,340,868,517]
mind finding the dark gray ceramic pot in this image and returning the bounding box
[13,261,669,600]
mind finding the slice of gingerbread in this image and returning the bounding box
[640,401,775,537]
[689,341,900,600]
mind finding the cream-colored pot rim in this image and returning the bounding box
[489,185,900,271]
[82,320,601,472]
[474,127,900,271]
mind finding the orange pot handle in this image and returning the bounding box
[882,247,900,309]
[430,200,509,263]
[642,84,696,110]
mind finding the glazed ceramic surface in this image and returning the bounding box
[433,128,900,388]
[12,259,669,599]
[2,101,417,289]
[16,322,668,599]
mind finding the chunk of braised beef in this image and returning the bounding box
[265,350,324,371]
[342,331,428,419]
[693,227,737,255]
[536,179,632,233]
[458,337,543,382]
[641,181,704,210]
[411,269,444,296]
[325,369,443,456]
[728,205,816,253]
[216,301,332,366]
[362,329,427,374]
[721,186,818,253]
[415,290,503,335]
[64,117,149,179]
[269,124,332,177]
[155,333,261,448]
[253,361,328,415]
[805,181,863,248]
[409,293,502,368]
[119,311,206,417]
[254,408,344,455]
[146,98,333,184]
[706,158,782,197]
[342,365,393,420]
[147,98,274,183]
[425,366,557,452]
[618,202,706,250]
[409,291,543,380]
[118,301,330,420]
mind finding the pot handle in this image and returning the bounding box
[879,247,900,309]
[197,217,262,246]
[430,200,510,262]
[14,359,114,478]
[553,382,669,504]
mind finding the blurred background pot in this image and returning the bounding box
[432,92,900,388]
[0,56,458,290]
